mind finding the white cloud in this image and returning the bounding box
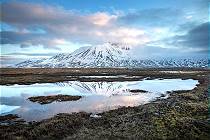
[90,12,117,26]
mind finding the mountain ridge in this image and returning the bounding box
[15,43,208,68]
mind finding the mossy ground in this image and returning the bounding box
[28,95,82,104]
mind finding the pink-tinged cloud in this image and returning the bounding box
[1,2,150,48]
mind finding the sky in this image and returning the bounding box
[0,0,209,66]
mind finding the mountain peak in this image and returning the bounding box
[15,43,131,68]
[106,42,131,50]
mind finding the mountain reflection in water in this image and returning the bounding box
[0,79,198,121]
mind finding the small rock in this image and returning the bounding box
[129,89,148,93]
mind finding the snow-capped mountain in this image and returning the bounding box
[15,43,132,68]
[15,43,208,68]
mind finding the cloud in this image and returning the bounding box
[129,21,209,58]
[1,2,149,47]
[162,22,209,51]
[185,22,209,49]
[118,8,183,27]
[118,4,208,36]
[90,12,117,26]
[0,31,61,49]
[130,44,208,59]
[4,53,57,57]
[0,55,27,67]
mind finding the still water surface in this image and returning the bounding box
[0,78,198,121]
